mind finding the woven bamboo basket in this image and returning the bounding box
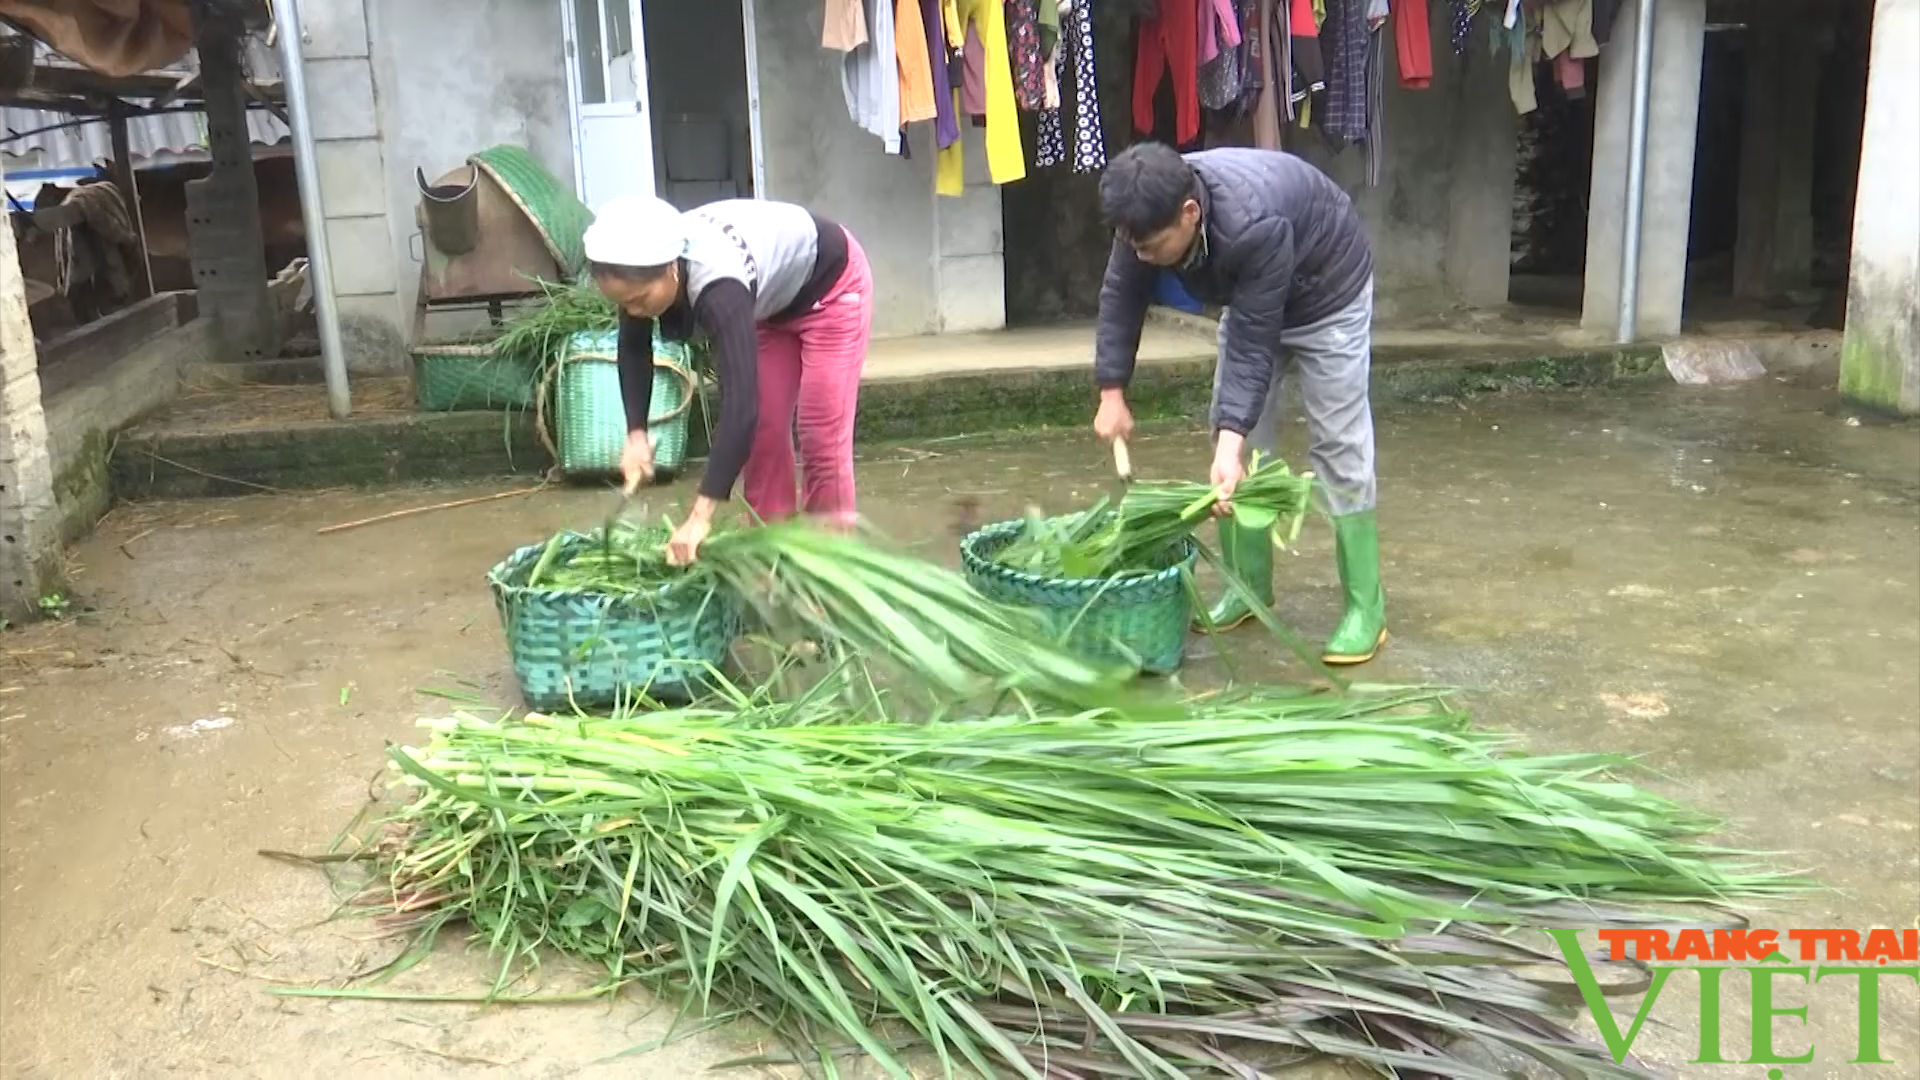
[537,329,700,480]
[960,519,1199,675]
[487,532,741,711]
[412,341,538,412]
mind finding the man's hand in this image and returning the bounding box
[665,497,718,566]
[1210,430,1247,517]
[1094,387,1135,444]
[620,430,656,494]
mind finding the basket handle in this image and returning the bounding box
[534,352,700,466]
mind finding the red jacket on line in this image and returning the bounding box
[1393,0,1433,88]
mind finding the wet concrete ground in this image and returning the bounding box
[2,378,1916,1078]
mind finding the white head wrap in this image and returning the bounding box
[583,195,690,268]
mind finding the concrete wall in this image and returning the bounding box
[44,320,208,541]
[367,0,575,343]
[301,0,404,372]
[298,0,574,372]
[1,156,66,620]
[1295,15,1518,316]
[1839,0,1919,414]
[751,0,1005,336]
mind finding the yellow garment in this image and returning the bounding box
[942,0,963,54]
[896,0,938,124]
[936,0,1025,195]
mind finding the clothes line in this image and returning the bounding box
[820,0,1620,191]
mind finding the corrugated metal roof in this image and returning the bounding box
[3,105,288,171]
[1,30,287,172]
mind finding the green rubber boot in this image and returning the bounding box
[1195,519,1274,633]
[1324,510,1387,665]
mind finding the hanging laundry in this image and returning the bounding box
[1320,0,1369,143]
[897,0,939,124]
[1036,0,1108,171]
[1591,0,1620,44]
[1133,0,1202,144]
[937,0,1026,193]
[1247,0,1284,146]
[1200,0,1253,110]
[1198,0,1244,65]
[962,21,988,114]
[1006,0,1048,110]
[1290,0,1327,104]
[1450,0,1474,54]
[1365,16,1385,182]
[919,0,961,147]
[1502,12,1539,113]
[1367,0,1389,25]
[1391,0,1433,87]
[1553,50,1584,95]
[1038,0,1062,109]
[943,0,968,97]
[824,0,869,50]
[843,0,903,152]
[1540,0,1598,62]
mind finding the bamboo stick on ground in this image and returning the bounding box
[317,485,546,535]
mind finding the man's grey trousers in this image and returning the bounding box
[1210,279,1377,516]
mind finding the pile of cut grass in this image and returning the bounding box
[347,687,1802,1079]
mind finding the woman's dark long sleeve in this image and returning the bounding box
[688,279,759,502]
[616,312,657,433]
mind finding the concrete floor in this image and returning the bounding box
[2,378,1916,1077]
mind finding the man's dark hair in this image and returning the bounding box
[1099,142,1196,239]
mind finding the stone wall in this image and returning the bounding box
[0,158,66,621]
[44,320,209,541]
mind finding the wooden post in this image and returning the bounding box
[106,102,155,300]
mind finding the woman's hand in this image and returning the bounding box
[1210,431,1246,517]
[621,430,656,494]
[665,497,719,566]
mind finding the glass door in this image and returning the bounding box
[563,0,656,211]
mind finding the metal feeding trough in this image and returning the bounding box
[409,145,595,337]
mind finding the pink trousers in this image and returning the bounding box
[742,231,872,525]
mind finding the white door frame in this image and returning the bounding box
[561,0,768,203]
[740,0,768,199]
[560,0,656,207]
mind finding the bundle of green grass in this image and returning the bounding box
[993,454,1315,580]
[526,517,1147,710]
[354,687,1801,1079]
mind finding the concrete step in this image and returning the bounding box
[110,323,1666,501]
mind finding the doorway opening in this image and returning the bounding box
[642,0,755,211]
[561,0,757,213]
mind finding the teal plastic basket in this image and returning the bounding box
[544,328,699,480]
[960,518,1199,675]
[487,532,741,711]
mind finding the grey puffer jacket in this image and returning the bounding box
[1094,148,1372,435]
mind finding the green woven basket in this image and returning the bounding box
[960,518,1199,675]
[468,144,594,277]
[413,342,538,412]
[542,329,699,480]
[488,532,742,711]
